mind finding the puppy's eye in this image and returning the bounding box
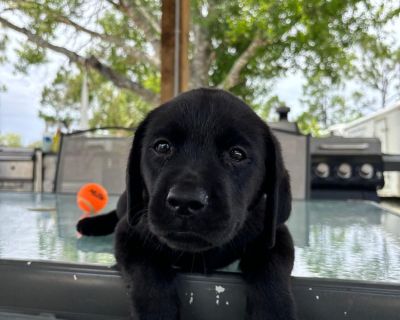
[229,147,247,161]
[154,140,172,154]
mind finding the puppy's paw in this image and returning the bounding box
[76,217,95,236]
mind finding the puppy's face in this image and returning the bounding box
[139,90,269,252]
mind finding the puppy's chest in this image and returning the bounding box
[171,250,240,273]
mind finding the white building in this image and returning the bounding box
[331,102,400,197]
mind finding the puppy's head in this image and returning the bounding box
[126,89,291,252]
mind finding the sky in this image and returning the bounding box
[0,49,65,145]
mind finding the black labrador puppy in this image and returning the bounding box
[77,88,297,320]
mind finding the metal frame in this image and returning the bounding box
[305,134,311,199]
[33,148,43,192]
[1,259,399,320]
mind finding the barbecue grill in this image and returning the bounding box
[310,136,385,201]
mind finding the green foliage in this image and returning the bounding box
[193,0,384,98]
[40,67,82,130]
[353,35,400,108]
[40,66,151,129]
[253,95,285,121]
[15,44,48,73]
[297,74,363,136]
[0,33,8,64]
[0,0,399,130]
[296,112,323,136]
[0,133,23,147]
[89,85,150,128]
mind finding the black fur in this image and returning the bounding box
[77,88,297,320]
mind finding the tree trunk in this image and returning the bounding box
[190,24,211,89]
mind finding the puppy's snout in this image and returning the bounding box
[166,186,208,216]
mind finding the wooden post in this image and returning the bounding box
[179,0,190,93]
[161,0,190,103]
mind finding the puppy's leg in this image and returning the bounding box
[240,225,297,320]
[115,217,179,320]
[120,263,179,320]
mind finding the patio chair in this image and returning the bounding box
[54,127,133,195]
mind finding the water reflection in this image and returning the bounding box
[1,193,400,283]
[0,193,116,265]
[289,201,400,282]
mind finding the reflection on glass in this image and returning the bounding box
[289,201,400,283]
[1,193,399,283]
[0,193,116,265]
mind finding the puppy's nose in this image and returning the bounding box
[166,186,208,215]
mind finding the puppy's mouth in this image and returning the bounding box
[161,231,214,252]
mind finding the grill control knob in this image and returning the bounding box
[360,163,374,179]
[337,163,352,179]
[315,163,330,178]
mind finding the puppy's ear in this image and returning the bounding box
[126,117,149,225]
[264,130,292,248]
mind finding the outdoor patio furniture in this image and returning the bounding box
[0,192,399,319]
[54,128,133,195]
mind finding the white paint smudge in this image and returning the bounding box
[344,311,347,316]
[215,285,225,294]
[73,274,78,280]
[308,287,312,291]
[226,301,230,306]
[189,292,194,305]
[215,285,225,305]
[315,295,319,300]
[27,261,32,266]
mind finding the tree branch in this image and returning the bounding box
[107,0,160,44]
[56,15,159,68]
[0,16,157,104]
[218,35,267,90]
[5,0,160,68]
[131,0,161,35]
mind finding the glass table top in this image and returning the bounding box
[0,192,399,283]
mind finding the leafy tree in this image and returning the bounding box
[40,66,151,130]
[354,35,400,109]
[254,95,285,121]
[0,0,399,129]
[297,74,365,136]
[39,67,81,131]
[0,133,23,147]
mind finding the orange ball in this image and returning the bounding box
[77,183,109,214]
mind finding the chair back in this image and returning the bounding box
[55,129,132,195]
